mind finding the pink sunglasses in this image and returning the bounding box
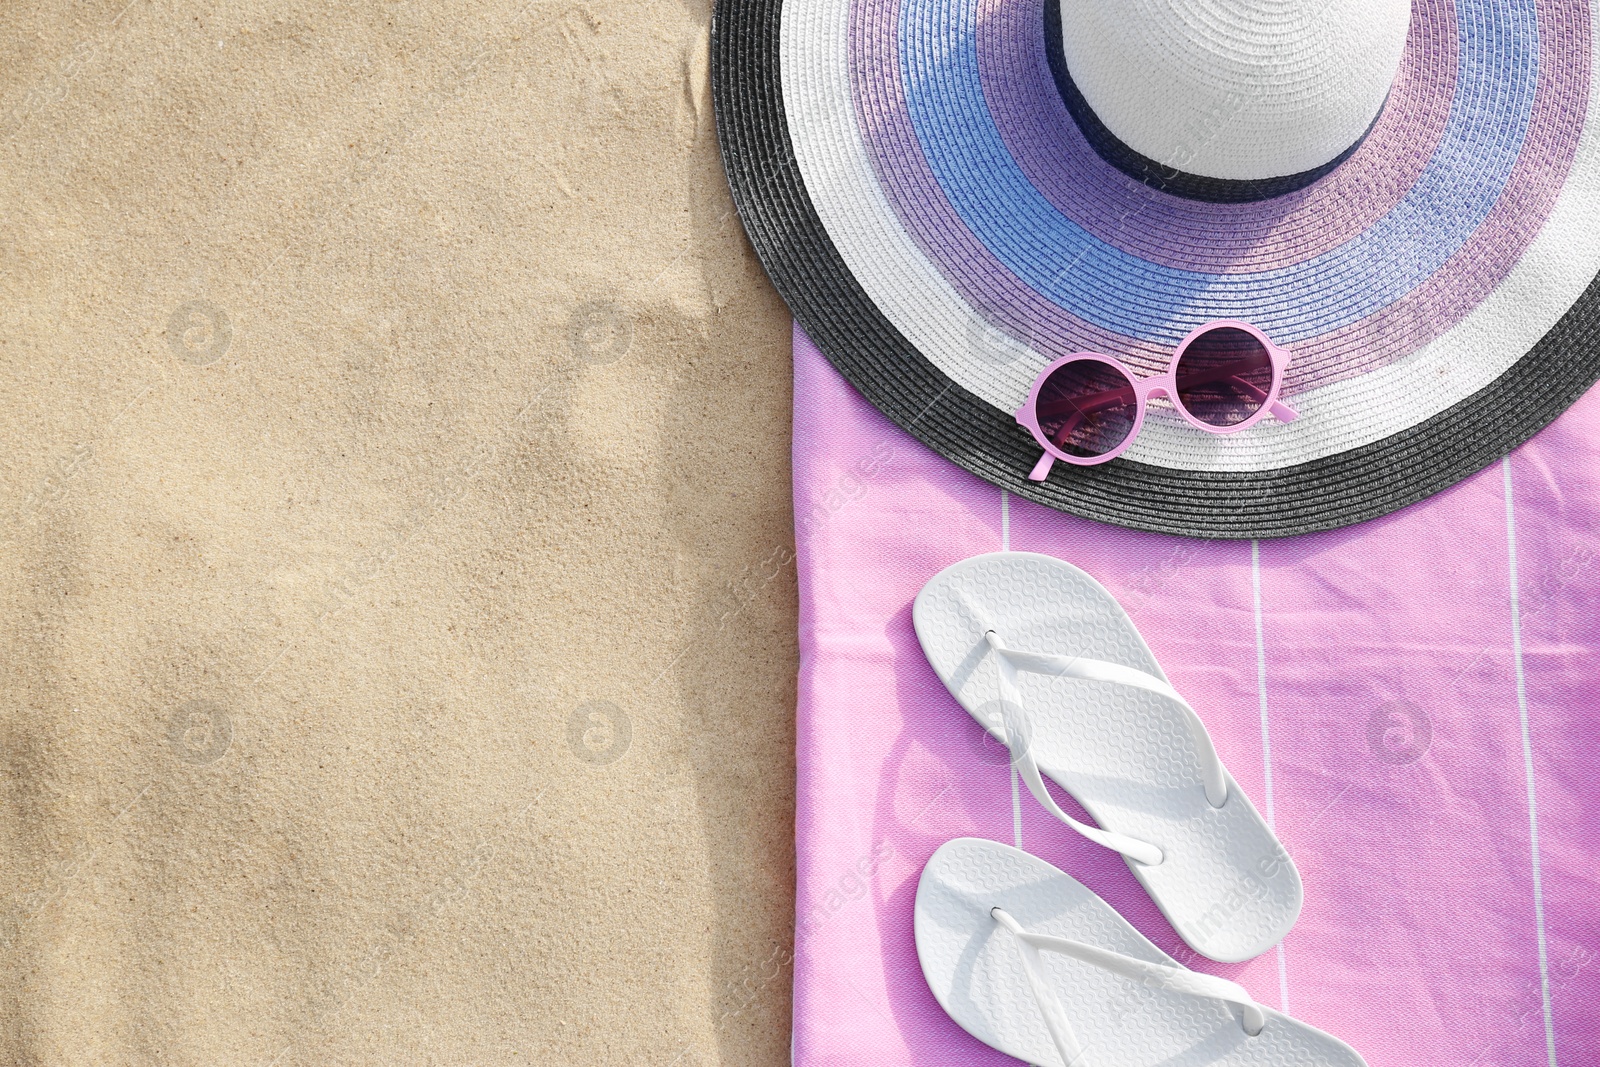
[1016,320,1299,480]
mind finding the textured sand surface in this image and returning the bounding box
[0,2,797,1063]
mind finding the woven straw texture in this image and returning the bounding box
[713,0,1600,538]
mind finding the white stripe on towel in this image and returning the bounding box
[1250,539,1291,1015]
[1502,456,1558,1067]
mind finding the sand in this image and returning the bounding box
[0,1,797,1063]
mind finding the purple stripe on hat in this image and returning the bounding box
[845,0,1585,392]
[910,0,1535,333]
[1290,0,1588,381]
[851,0,1174,372]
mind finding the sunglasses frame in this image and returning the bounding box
[1015,319,1298,478]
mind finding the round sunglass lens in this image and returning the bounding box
[1173,327,1274,427]
[1035,359,1138,458]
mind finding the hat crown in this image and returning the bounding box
[1059,0,1412,182]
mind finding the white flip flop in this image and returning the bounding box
[912,551,1300,962]
[916,838,1363,1067]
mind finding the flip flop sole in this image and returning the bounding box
[913,551,1301,962]
[916,838,1363,1067]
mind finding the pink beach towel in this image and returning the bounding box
[789,326,1600,1067]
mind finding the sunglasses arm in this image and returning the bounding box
[1221,375,1297,423]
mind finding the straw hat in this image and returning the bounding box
[713,0,1600,537]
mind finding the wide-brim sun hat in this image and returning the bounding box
[712,0,1600,538]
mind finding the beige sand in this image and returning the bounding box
[0,1,796,1063]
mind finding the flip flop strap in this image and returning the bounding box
[991,907,1265,1067]
[985,630,1230,811]
[986,641,1165,866]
